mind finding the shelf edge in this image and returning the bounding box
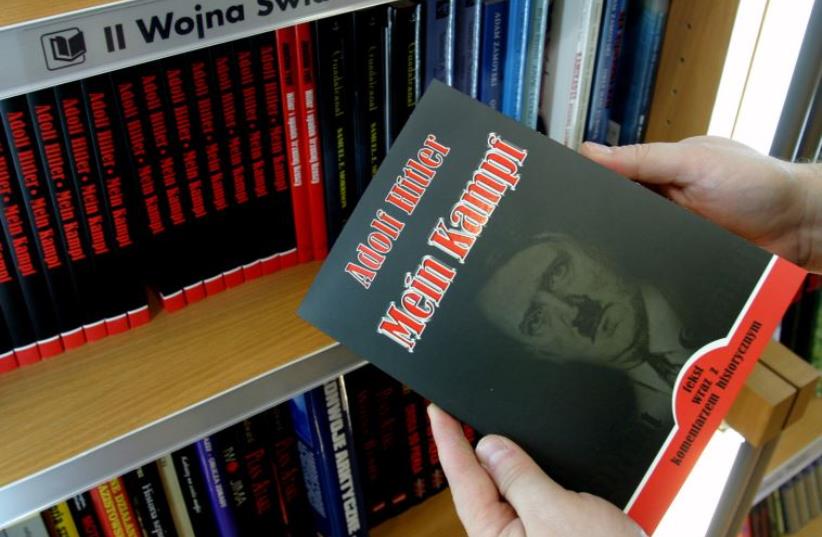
[0,342,364,529]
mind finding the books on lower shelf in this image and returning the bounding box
[0,365,471,537]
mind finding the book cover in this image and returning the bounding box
[521,0,551,130]
[386,1,424,146]
[351,7,387,198]
[298,83,807,535]
[276,27,313,264]
[80,75,150,331]
[41,502,80,537]
[171,445,219,537]
[294,23,328,262]
[0,515,50,537]
[289,379,368,537]
[156,454,197,537]
[66,493,104,537]
[585,0,628,144]
[195,436,240,537]
[314,15,358,245]
[501,0,531,121]
[123,464,179,537]
[423,0,456,89]
[453,0,482,97]
[477,0,509,111]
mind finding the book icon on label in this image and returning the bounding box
[41,28,87,71]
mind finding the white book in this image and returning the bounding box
[538,0,604,148]
[157,455,197,537]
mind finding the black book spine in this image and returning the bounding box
[0,101,65,357]
[352,7,388,198]
[387,1,423,146]
[314,15,359,245]
[374,372,412,515]
[123,464,179,537]
[171,445,219,537]
[251,32,297,269]
[421,398,447,493]
[402,386,429,504]
[81,75,150,330]
[215,424,257,535]
[0,311,15,371]
[265,404,314,536]
[238,416,287,532]
[67,492,105,537]
[28,88,100,345]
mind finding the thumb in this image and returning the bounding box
[580,141,696,186]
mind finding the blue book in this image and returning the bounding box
[290,379,368,537]
[195,437,239,537]
[424,0,457,88]
[585,0,629,143]
[500,0,530,120]
[478,0,509,111]
[453,0,482,97]
[610,0,669,145]
[521,0,550,129]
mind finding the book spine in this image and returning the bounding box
[289,379,368,537]
[564,0,604,149]
[454,0,482,97]
[521,0,550,129]
[294,23,328,261]
[0,515,51,537]
[585,0,628,143]
[478,0,509,111]
[80,76,149,331]
[265,404,314,536]
[214,425,258,535]
[402,386,429,504]
[123,464,179,537]
[387,2,424,145]
[501,0,531,120]
[0,315,16,373]
[352,7,387,198]
[276,27,313,264]
[28,88,96,349]
[67,493,104,537]
[195,436,240,537]
[238,417,286,532]
[374,374,411,514]
[421,398,447,493]
[252,33,297,270]
[171,445,219,537]
[156,455,197,537]
[90,483,126,537]
[42,502,80,537]
[424,0,456,88]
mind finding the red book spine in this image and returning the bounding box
[293,23,327,261]
[275,27,313,263]
[90,483,124,537]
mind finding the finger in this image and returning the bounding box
[428,405,517,536]
[475,434,573,519]
[579,141,697,186]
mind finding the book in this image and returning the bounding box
[585,0,628,144]
[213,425,258,535]
[236,416,286,532]
[423,0,456,89]
[195,436,240,537]
[0,315,14,373]
[0,515,50,537]
[298,82,807,535]
[171,445,219,537]
[453,0,482,97]
[521,0,551,129]
[477,0,509,111]
[156,454,197,537]
[42,502,80,537]
[289,379,368,537]
[122,464,179,537]
[401,385,430,504]
[386,1,424,146]
[90,479,141,537]
[501,0,531,120]
[66,493,104,537]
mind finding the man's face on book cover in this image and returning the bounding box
[478,234,645,366]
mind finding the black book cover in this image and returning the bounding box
[171,444,219,537]
[55,82,144,332]
[314,14,359,245]
[265,404,313,537]
[298,83,807,534]
[81,75,150,329]
[0,96,84,347]
[67,492,104,537]
[386,1,423,146]
[343,366,390,525]
[123,463,179,537]
[250,32,297,269]
[28,89,100,338]
[352,6,388,198]
[214,424,257,535]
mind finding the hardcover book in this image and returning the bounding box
[298,83,807,534]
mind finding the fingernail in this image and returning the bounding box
[582,141,613,155]
[476,435,509,468]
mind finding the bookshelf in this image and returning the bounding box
[0,0,818,535]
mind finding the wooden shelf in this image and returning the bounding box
[371,491,465,537]
[767,396,822,476]
[0,0,116,27]
[0,262,366,528]
[793,514,822,537]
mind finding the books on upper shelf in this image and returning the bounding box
[298,82,807,535]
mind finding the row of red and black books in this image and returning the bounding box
[1,365,477,537]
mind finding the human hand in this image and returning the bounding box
[580,136,822,272]
[428,404,645,537]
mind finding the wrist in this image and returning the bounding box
[788,162,822,272]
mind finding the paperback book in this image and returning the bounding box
[299,83,807,534]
